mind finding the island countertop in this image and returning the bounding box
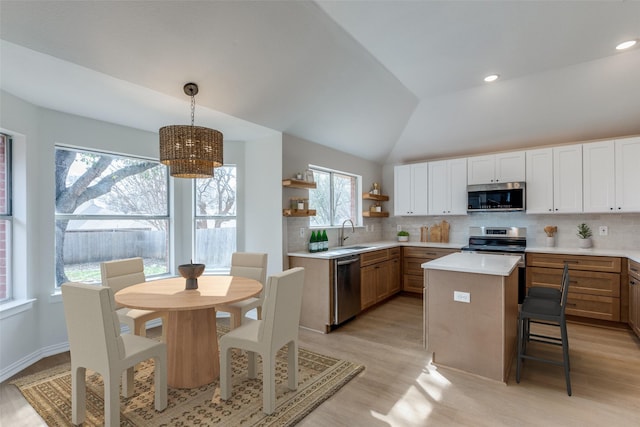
[422,252,520,276]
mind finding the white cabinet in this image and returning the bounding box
[526,144,582,214]
[553,144,583,213]
[583,141,615,213]
[467,151,525,185]
[394,163,428,216]
[525,148,554,213]
[615,137,640,212]
[583,137,640,213]
[428,158,467,215]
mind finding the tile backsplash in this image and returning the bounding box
[286,213,640,252]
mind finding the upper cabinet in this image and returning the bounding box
[467,151,525,185]
[583,137,640,213]
[526,144,583,214]
[428,158,467,215]
[394,163,428,216]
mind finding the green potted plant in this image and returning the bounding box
[397,230,410,242]
[577,223,593,249]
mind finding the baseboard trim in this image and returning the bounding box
[1,341,70,383]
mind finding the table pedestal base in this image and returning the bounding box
[166,308,219,388]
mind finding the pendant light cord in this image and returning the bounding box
[190,94,196,127]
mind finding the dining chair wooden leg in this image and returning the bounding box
[229,310,242,329]
[122,367,135,398]
[263,352,275,415]
[71,366,86,425]
[287,340,298,390]
[219,347,232,401]
[105,372,121,427]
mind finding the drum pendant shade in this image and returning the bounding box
[159,83,223,178]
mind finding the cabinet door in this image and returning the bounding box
[361,265,377,310]
[388,256,401,294]
[375,262,391,301]
[615,137,640,212]
[467,155,495,184]
[583,141,615,213]
[448,158,468,214]
[495,151,526,182]
[428,160,448,215]
[526,148,554,213]
[553,144,583,213]
[394,165,412,216]
[411,163,429,215]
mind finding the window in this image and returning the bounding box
[0,134,12,302]
[193,166,237,272]
[54,147,169,287]
[309,166,361,227]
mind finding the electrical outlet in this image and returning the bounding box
[365,225,370,232]
[454,291,471,303]
[598,226,608,236]
[397,224,402,232]
[299,228,305,238]
[370,224,375,232]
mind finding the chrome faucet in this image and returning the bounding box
[339,219,355,246]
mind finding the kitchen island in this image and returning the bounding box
[423,252,520,383]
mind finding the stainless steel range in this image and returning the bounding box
[461,226,527,302]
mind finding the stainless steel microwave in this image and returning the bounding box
[467,182,525,212]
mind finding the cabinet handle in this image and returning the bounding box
[566,302,577,307]
[548,208,552,212]
[631,280,637,285]
[564,260,579,264]
[631,268,639,273]
[555,208,559,211]
[618,207,622,210]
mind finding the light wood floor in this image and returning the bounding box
[2,295,639,426]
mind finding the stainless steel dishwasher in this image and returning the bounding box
[333,254,361,325]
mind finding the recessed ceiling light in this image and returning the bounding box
[484,74,499,83]
[616,40,637,50]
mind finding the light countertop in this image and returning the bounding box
[287,240,464,260]
[422,252,521,276]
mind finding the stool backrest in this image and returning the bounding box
[560,263,570,310]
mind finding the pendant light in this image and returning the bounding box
[159,83,223,178]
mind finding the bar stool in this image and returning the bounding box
[516,263,571,396]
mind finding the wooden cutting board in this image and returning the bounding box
[441,220,450,243]
[430,224,441,242]
[420,226,429,242]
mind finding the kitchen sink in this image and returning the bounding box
[325,245,375,255]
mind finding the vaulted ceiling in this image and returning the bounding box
[1,1,639,164]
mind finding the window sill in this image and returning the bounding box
[0,298,37,320]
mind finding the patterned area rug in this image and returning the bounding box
[11,329,364,426]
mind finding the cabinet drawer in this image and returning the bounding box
[403,247,456,259]
[361,249,389,266]
[527,267,620,298]
[527,253,621,273]
[403,258,430,277]
[403,274,424,294]
[566,293,620,322]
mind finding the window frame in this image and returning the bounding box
[308,165,362,228]
[193,165,238,273]
[0,134,13,303]
[53,145,171,287]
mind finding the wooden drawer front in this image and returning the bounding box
[361,249,388,267]
[566,294,620,322]
[388,247,401,258]
[630,259,640,280]
[527,253,621,273]
[403,274,424,294]
[528,267,620,298]
[404,258,429,277]
[403,247,456,259]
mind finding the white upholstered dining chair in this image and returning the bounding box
[218,267,305,414]
[100,257,168,341]
[61,282,167,427]
[216,252,268,329]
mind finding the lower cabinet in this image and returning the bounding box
[402,247,459,294]
[629,259,640,337]
[527,253,623,322]
[361,248,401,310]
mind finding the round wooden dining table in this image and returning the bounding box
[114,275,262,389]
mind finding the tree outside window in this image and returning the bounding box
[194,166,237,272]
[309,167,361,227]
[54,147,170,287]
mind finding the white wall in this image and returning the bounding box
[0,91,283,381]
